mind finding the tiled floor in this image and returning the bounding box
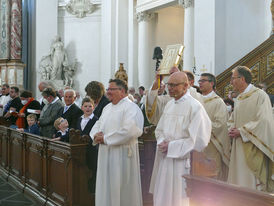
[0,175,39,206]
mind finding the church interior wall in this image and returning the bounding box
[34,0,58,98]
[194,0,272,77]
[224,0,272,72]
[155,6,184,60]
[58,7,102,97]
[194,0,215,75]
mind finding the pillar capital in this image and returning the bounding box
[136,11,155,23]
[178,0,194,9]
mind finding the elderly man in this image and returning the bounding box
[150,72,211,206]
[39,87,64,138]
[198,73,231,180]
[228,66,274,192]
[146,67,203,125]
[59,89,83,129]
[90,79,144,206]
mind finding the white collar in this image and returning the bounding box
[202,90,215,98]
[51,97,59,104]
[81,113,94,120]
[242,84,252,94]
[58,128,68,135]
[174,90,191,104]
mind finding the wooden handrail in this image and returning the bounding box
[216,34,274,97]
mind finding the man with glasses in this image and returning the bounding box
[146,67,203,125]
[39,87,64,138]
[198,73,231,181]
[150,72,211,206]
[90,79,144,206]
[228,66,273,192]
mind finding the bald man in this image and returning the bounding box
[145,67,203,125]
[149,72,211,206]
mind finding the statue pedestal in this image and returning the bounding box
[0,60,25,89]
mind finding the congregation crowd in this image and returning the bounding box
[0,65,273,206]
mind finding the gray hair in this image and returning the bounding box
[64,89,76,97]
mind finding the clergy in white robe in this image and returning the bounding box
[145,68,203,125]
[150,72,211,206]
[228,66,274,192]
[199,73,231,181]
[90,79,144,206]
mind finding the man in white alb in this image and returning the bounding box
[90,79,144,206]
[150,72,211,206]
[146,67,203,125]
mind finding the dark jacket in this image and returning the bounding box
[77,114,99,193]
[93,95,110,118]
[55,129,70,143]
[61,103,83,129]
[6,97,23,124]
[23,100,41,129]
[24,123,40,136]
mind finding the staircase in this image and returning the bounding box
[216,35,274,98]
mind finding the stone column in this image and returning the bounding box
[179,0,195,72]
[0,0,11,59]
[137,11,155,88]
[10,0,22,60]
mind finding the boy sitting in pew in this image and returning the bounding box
[52,117,70,142]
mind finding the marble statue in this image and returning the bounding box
[39,36,78,88]
[50,36,69,80]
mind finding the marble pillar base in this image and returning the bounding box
[0,60,25,89]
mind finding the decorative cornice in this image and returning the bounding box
[65,0,96,18]
[178,0,194,9]
[136,12,155,23]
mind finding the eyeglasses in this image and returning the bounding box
[166,82,185,88]
[198,79,211,83]
[60,119,66,123]
[106,87,121,91]
[231,76,241,81]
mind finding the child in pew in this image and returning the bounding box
[17,114,40,135]
[52,117,70,142]
[77,97,98,194]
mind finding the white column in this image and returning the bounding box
[180,0,194,72]
[128,0,138,88]
[137,12,155,89]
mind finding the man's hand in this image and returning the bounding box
[94,132,105,144]
[158,140,169,154]
[228,128,241,139]
[151,70,161,90]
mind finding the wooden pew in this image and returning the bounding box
[0,126,94,206]
[184,175,274,206]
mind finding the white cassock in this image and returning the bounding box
[90,97,144,206]
[145,86,203,125]
[150,91,211,206]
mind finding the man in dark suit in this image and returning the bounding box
[4,86,23,125]
[60,89,83,129]
[85,81,110,118]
